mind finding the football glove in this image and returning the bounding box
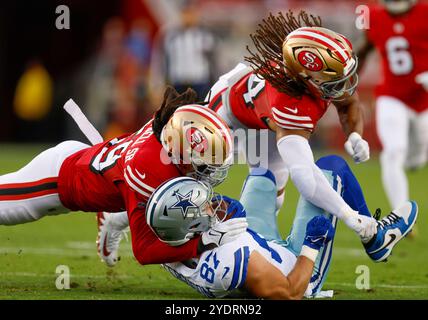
[416,71,428,91]
[303,216,334,252]
[199,218,248,252]
[344,132,370,164]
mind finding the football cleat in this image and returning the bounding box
[364,201,418,262]
[96,212,128,267]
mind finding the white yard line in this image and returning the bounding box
[0,246,134,257]
[0,272,133,279]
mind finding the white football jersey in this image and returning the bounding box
[163,229,297,298]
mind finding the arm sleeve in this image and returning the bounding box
[277,135,357,222]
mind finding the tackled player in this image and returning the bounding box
[147,156,418,299]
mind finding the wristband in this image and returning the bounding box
[300,245,319,263]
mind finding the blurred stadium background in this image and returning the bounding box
[1,0,428,299]
[0,0,383,148]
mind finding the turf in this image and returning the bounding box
[0,144,427,300]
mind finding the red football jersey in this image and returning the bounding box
[367,3,428,112]
[210,70,329,131]
[57,120,199,265]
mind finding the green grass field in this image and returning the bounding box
[0,144,427,300]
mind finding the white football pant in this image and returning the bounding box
[376,96,428,209]
[0,141,89,225]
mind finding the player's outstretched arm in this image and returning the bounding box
[275,128,376,241]
[334,94,370,163]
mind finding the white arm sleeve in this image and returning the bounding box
[277,135,357,223]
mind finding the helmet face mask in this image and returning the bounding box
[189,155,232,187]
[146,177,226,246]
[318,56,359,101]
[381,0,417,14]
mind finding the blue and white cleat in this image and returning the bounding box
[364,201,418,263]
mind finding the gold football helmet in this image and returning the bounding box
[282,26,358,101]
[160,104,233,186]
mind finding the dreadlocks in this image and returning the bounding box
[245,10,322,97]
[152,86,198,141]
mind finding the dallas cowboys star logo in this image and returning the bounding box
[169,190,198,218]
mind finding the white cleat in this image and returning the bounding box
[96,212,128,267]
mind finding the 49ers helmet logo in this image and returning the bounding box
[297,51,323,72]
[185,127,208,153]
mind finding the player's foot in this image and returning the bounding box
[96,212,128,267]
[364,201,418,263]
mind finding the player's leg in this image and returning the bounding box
[376,96,410,209]
[0,141,89,225]
[406,109,428,170]
[96,211,129,267]
[247,130,289,214]
[283,155,373,296]
[239,167,281,241]
[282,160,340,297]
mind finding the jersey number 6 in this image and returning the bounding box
[386,36,413,76]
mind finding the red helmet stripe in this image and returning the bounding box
[288,30,351,62]
[175,105,232,149]
[298,27,352,51]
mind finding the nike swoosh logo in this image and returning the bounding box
[135,169,146,180]
[102,234,111,257]
[369,234,397,254]
[284,107,298,114]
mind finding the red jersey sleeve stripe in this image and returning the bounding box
[272,113,314,129]
[272,107,312,122]
[126,166,156,193]
[124,171,151,198]
[275,123,314,131]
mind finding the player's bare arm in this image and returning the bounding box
[244,251,314,300]
[333,93,364,137]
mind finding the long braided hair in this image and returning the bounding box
[245,10,322,97]
[152,86,198,141]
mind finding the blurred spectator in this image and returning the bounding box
[150,3,218,100]
[83,17,153,139]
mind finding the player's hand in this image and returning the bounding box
[343,213,377,243]
[344,132,370,163]
[199,218,248,251]
[303,216,334,251]
[415,71,428,91]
